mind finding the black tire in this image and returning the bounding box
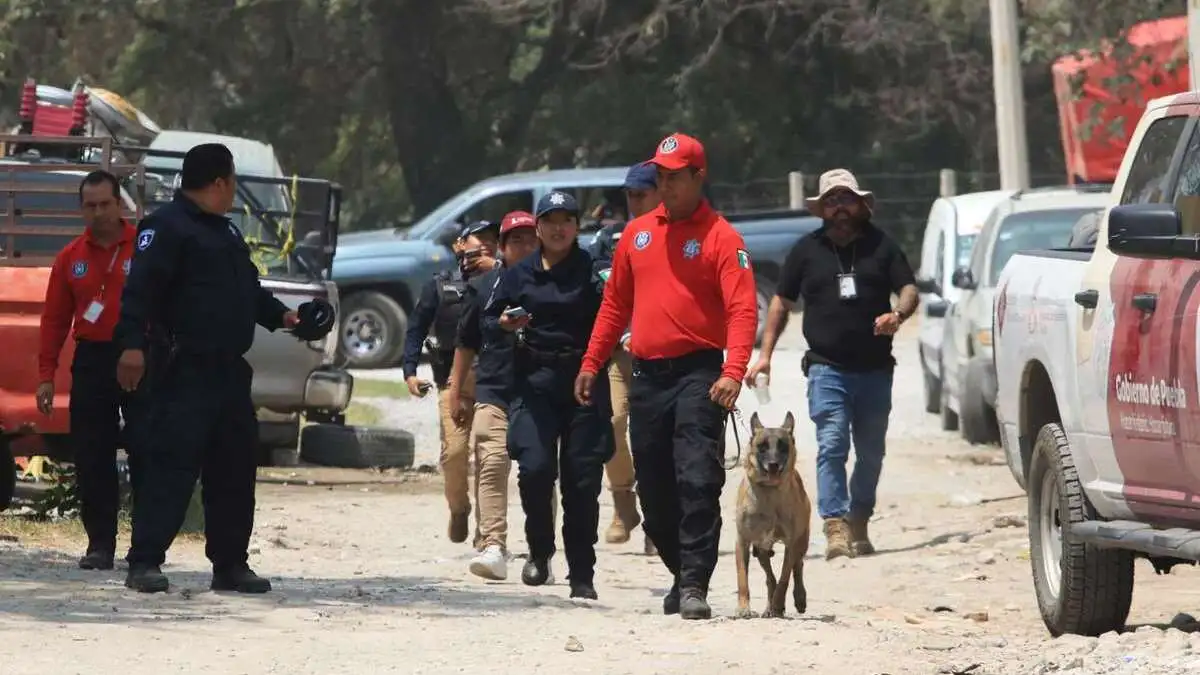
[299,423,415,469]
[960,363,1000,445]
[338,291,408,369]
[1,445,14,512]
[939,358,959,431]
[923,368,942,414]
[1028,422,1133,637]
[754,277,776,347]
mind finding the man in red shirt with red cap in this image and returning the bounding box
[575,133,757,620]
[37,170,140,571]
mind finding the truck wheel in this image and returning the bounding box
[299,423,415,469]
[1028,422,1133,637]
[960,363,1000,445]
[338,291,408,370]
[939,358,958,431]
[1,444,14,512]
[923,367,941,415]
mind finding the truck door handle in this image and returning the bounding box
[1131,293,1157,313]
[1074,289,1098,309]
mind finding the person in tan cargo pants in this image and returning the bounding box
[448,211,541,579]
[589,162,662,553]
[403,221,499,545]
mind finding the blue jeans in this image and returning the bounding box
[806,363,893,520]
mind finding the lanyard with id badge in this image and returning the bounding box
[835,243,858,301]
[81,246,123,324]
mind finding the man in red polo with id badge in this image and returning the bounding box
[576,133,758,620]
[37,170,140,571]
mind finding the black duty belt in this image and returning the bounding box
[517,345,584,367]
[632,348,723,378]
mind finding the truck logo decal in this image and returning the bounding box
[71,261,88,278]
[634,231,651,250]
[996,280,1008,338]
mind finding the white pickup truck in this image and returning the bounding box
[994,91,1200,638]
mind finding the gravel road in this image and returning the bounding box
[4,320,1200,674]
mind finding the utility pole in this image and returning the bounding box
[1190,0,1200,90]
[989,0,1031,190]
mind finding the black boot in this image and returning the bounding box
[662,580,680,615]
[569,581,598,600]
[79,549,114,571]
[125,564,169,593]
[679,587,711,620]
[521,558,553,586]
[211,565,272,593]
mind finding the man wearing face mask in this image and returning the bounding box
[745,169,918,561]
[402,220,500,546]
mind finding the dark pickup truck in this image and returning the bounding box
[331,167,819,369]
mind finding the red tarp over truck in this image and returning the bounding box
[1052,16,1190,184]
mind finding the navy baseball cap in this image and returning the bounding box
[623,162,657,190]
[460,219,498,239]
[535,191,579,218]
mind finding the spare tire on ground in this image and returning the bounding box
[299,424,415,469]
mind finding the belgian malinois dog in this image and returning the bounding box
[734,411,812,618]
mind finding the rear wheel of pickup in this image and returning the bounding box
[1,441,15,512]
[1028,422,1133,637]
[339,291,408,370]
[299,423,415,469]
[959,363,1000,445]
[923,366,941,414]
[939,358,958,431]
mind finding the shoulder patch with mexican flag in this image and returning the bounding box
[736,249,752,269]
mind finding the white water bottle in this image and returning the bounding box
[752,372,771,405]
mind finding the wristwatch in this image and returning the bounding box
[893,309,907,323]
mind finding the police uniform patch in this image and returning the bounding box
[137,229,155,251]
[122,259,131,275]
[736,249,752,269]
[598,268,611,282]
[71,260,88,278]
[634,231,651,250]
[683,239,700,259]
[659,136,679,154]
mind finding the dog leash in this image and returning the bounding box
[722,406,748,470]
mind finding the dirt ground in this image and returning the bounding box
[5,322,1200,674]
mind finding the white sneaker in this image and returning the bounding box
[469,545,508,580]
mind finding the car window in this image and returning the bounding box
[550,185,626,233]
[955,233,977,269]
[969,208,1001,279]
[989,208,1098,285]
[1067,211,1101,248]
[933,229,945,284]
[459,190,534,227]
[1171,125,1200,235]
[1119,115,1188,205]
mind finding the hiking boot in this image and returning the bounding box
[823,517,854,560]
[469,545,508,581]
[604,491,641,544]
[644,534,658,557]
[847,514,876,556]
[521,557,554,586]
[679,587,712,620]
[125,564,169,593]
[211,565,272,593]
[79,549,114,571]
[448,511,470,544]
[569,581,598,600]
[662,580,680,615]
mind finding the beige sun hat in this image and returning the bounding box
[804,168,876,214]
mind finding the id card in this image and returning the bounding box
[82,300,105,324]
[837,273,858,300]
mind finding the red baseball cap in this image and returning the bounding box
[649,133,706,172]
[500,210,535,236]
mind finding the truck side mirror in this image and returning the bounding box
[915,276,940,295]
[951,267,976,290]
[926,299,949,318]
[1108,203,1181,257]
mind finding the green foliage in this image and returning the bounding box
[31,461,81,520]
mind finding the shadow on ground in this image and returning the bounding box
[0,544,600,626]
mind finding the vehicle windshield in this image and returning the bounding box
[407,188,481,240]
[989,207,1098,285]
[955,233,977,269]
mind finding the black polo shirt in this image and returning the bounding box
[776,222,915,371]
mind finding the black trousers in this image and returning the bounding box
[70,340,144,554]
[628,349,727,592]
[126,354,259,570]
[507,361,613,584]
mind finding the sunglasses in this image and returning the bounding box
[821,191,860,208]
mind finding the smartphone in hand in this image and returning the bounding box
[503,306,529,319]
